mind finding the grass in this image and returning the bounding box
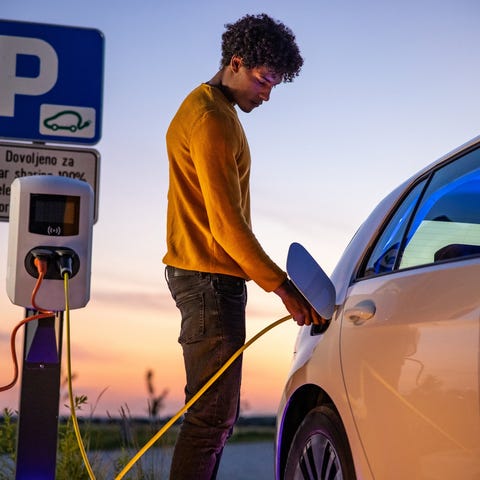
[0,370,275,477]
[0,408,16,480]
[0,405,275,479]
[65,416,275,449]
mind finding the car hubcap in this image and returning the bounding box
[293,434,342,480]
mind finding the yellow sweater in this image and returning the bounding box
[163,84,286,292]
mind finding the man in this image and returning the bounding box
[163,13,323,479]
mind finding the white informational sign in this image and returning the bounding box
[0,142,100,222]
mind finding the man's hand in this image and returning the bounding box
[274,279,326,326]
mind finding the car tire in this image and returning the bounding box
[284,405,356,480]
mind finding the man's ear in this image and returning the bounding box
[230,55,243,72]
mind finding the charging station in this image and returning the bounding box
[7,175,94,310]
[5,175,94,479]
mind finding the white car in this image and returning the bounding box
[276,135,480,479]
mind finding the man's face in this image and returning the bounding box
[230,59,282,113]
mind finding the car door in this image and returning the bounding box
[340,146,480,479]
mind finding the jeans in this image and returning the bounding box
[166,266,247,480]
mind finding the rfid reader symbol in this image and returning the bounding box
[47,225,62,236]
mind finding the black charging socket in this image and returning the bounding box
[25,247,80,280]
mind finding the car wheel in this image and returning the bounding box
[284,406,356,480]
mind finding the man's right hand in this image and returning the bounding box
[274,279,325,326]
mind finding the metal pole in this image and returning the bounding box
[15,310,63,480]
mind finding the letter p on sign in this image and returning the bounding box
[0,35,58,117]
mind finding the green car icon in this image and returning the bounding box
[43,110,91,132]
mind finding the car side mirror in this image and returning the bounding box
[287,242,336,320]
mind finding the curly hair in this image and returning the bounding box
[220,13,303,83]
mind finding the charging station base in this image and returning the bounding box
[15,311,63,480]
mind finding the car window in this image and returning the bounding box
[363,181,426,276]
[400,148,480,268]
[361,146,480,278]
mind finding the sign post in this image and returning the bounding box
[15,312,63,480]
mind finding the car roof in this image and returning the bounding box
[330,134,480,301]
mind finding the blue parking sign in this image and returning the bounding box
[0,19,104,145]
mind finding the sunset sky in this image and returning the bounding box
[1,0,479,419]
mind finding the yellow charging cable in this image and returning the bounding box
[63,272,292,479]
[115,312,292,479]
[64,273,96,480]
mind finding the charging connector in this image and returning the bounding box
[30,250,55,314]
[31,248,54,276]
[56,248,75,278]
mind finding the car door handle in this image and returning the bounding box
[345,300,376,325]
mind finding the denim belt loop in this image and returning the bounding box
[166,266,198,278]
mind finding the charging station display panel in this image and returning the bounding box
[29,194,80,236]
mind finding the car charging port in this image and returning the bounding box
[310,318,331,336]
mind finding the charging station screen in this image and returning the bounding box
[29,194,80,236]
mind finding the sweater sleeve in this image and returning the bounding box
[190,110,286,291]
